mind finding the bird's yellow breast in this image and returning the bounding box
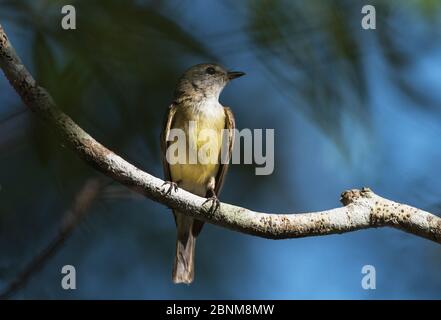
[169,105,225,196]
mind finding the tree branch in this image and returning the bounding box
[0,24,440,244]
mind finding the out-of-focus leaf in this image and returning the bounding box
[244,0,441,155]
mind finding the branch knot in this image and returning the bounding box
[340,187,373,206]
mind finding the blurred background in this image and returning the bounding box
[0,0,441,299]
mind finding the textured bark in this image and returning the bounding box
[1,24,440,244]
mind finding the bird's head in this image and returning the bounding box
[174,63,245,101]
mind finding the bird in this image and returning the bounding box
[160,63,245,284]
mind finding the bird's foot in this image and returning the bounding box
[203,195,220,213]
[161,181,178,195]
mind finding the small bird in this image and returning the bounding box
[160,63,245,284]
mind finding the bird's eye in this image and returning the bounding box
[206,67,216,75]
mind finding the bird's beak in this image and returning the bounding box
[227,71,246,80]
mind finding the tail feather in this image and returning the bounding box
[173,212,196,284]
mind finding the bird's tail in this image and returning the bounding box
[173,212,196,284]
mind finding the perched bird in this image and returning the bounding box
[160,63,245,284]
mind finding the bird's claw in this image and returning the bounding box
[203,195,220,213]
[161,181,178,195]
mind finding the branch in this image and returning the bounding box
[0,24,440,244]
[0,178,104,299]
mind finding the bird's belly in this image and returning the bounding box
[169,110,225,196]
[171,162,220,196]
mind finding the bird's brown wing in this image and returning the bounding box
[214,106,236,195]
[193,106,235,236]
[160,104,178,224]
[160,104,177,181]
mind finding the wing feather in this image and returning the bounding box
[160,104,177,182]
[161,104,178,225]
[214,106,235,195]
